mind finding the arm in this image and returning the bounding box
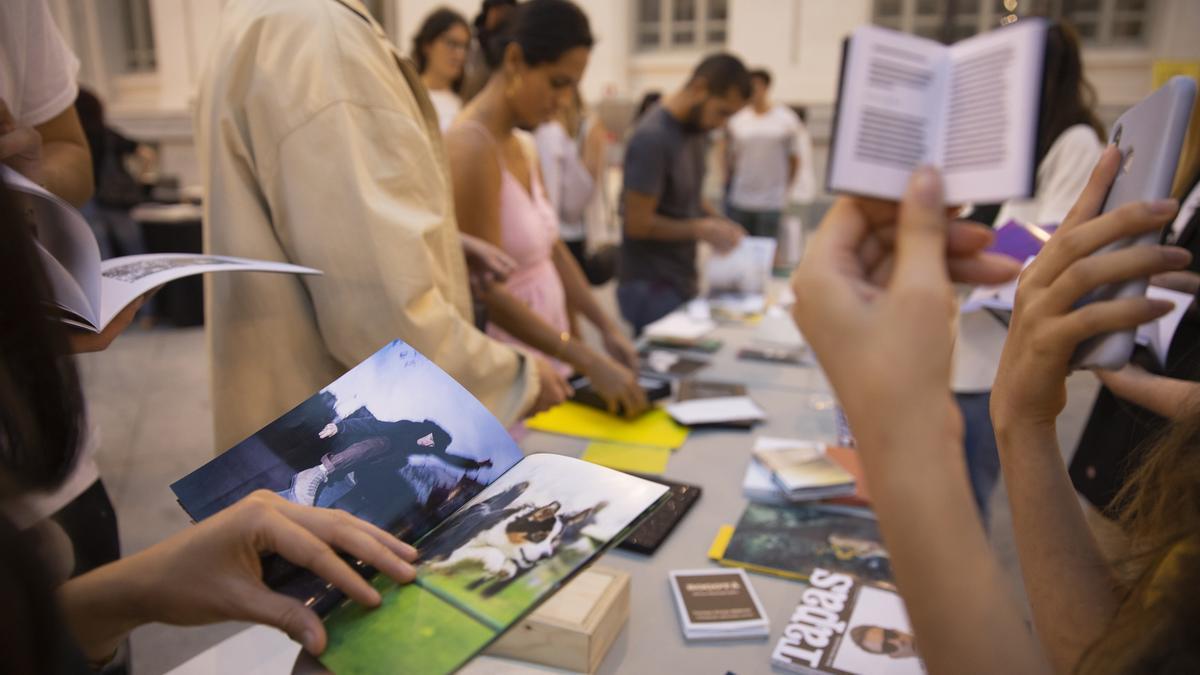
[35,106,93,207]
[990,146,1185,672]
[550,238,639,368]
[58,492,416,660]
[1095,365,1200,419]
[791,178,1043,674]
[265,103,538,425]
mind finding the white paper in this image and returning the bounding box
[666,396,766,426]
[752,311,806,349]
[706,236,777,295]
[643,311,717,340]
[1135,285,1194,367]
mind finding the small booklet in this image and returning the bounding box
[6,166,320,332]
[828,19,1047,203]
[742,446,869,508]
[772,568,924,674]
[642,312,717,342]
[709,502,891,583]
[170,340,669,675]
[753,438,855,501]
[617,473,702,554]
[640,348,710,378]
[668,568,770,641]
[676,380,756,429]
[666,396,766,427]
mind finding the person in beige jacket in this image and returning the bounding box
[195,0,568,450]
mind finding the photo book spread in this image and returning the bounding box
[772,568,925,674]
[170,340,670,675]
[828,18,1047,203]
[709,503,891,584]
[5,166,320,332]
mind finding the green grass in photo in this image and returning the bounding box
[320,576,495,675]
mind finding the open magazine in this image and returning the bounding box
[170,340,669,675]
[4,166,319,332]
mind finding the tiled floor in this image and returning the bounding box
[76,322,1101,674]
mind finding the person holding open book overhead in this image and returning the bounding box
[195,0,573,450]
[445,0,647,417]
[618,54,750,334]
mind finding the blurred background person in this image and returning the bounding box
[534,87,618,285]
[952,20,1107,520]
[461,0,518,103]
[723,68,811,244]
[411,7,471,133]
[617,54,750,333]
[446,0,646,417]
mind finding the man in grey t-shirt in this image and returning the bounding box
[618,54,751,333]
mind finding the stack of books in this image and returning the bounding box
[751,438,856,502]
[668,568,770,641]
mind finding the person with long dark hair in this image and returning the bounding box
[951,21,1107,520]
[411,7,470,132]
[0,179,418,673]
[445,0,647,416]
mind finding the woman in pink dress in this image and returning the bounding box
[445,0,645,416]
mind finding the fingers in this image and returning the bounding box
[893,167,950,290]
[0,125,39,160]
[1050,296,1174,349]
[234,586,327,654]
[1024,199,1179,289]
[1058,145,1121,233]
[1045,245,1191,313]
[947,252,1022,286]
[253,507,383,608]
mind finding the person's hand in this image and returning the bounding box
[527,355,572,416]
[790,167,1020,451]
[581,350,648,417]
[600,325,639,370]
[0,99,45,186]
[1150,270,1200,295]
[461,232,518,295]
[67,295,147,354]
[318,423,338,439]
[62,491,418,661]
[698,217,744,254]
[991,145,1186,433]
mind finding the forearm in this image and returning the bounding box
[550,240,616,332]
[1099,370,1199,419]
[626,213,704,242]
[42,139,93,206]
[482,283,598,373]
[994,421,1120,673]
[59,556,151,662]
[862,420,1049,675]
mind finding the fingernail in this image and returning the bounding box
[911,166,941,207]
[302,629,321,653]
[1149,199,1178,215]
[1163,247,1192,266]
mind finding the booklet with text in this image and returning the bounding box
[772,568,924,674]
[170,340,669,675]
[828,19,1046,203]
[5,166,320,332]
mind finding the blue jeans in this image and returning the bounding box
[726,206,782,239]
[956,392,1001,524]
[617,279,688,336]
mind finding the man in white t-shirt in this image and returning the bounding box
[724,68,809,239]
[0,0,93,206]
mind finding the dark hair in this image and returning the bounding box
[688,53,752,100]
[634,91,662,122]
[0,181,85,498]
[480,0,594,70]
[411,7,470,91]
[473,0,517,32]
[1036,22,1105,167]
[749,68,772,88]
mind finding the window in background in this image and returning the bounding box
[872,0,1152,46]
[120,0,156,72]
[634,0,729,52]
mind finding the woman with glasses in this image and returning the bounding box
[412,8,471,132]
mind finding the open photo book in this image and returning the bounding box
[828,19,1046,203]
[170,340,669,675]
[4,166,319,332]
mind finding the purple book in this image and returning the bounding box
[987,220,1056,262]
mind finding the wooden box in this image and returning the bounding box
[483,565,631,673]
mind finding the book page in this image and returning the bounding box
[320,454,669,674]
[828,26,947,199]
[942,18,1046,202]
[97,254,320,330]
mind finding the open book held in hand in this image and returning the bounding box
[828,19,1046,203]
[171,340,669,675]
[5,166,320,332]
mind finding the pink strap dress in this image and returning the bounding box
[458,121,572,375]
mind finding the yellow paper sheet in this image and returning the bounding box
[581,442,671,475]
[525,402,689,448]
